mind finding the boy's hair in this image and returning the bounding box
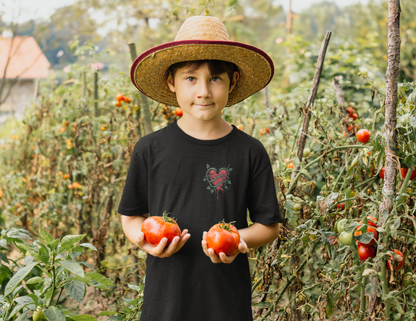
[167,60,239,89]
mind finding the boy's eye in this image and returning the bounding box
[186,77,196,81]
[211,77,221,82]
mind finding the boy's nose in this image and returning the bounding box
[197,81,211,98]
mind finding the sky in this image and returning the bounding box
[2,0,371,24]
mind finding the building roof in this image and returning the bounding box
[0,36,51,79]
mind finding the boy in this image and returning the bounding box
[118,16,282,320]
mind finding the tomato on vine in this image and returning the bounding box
[380,167,385,179]
[141,211,181,246]
[358,244,376,261]
[354,225,377,246]
[386,249,404,271]
[356,129,370,143]
[339,231,352,245]
[206,220,240,256]
[400,166,416,181]
[337,203,345,211]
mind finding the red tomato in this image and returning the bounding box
[206,221,240,256]
[379,167,385,179]
[354,225,377,246]
[141,211,181,246]
[346,107,354,115]
[175,108,183,117]
[265,127,270,134]
[284,158,290,163]
[358,217,378,228]
[337,203,345,210]
[387,249,405,271]
[124,96,132,103]
[400,166,416,181]
[287,162,294,169]
[116,93,124,101]
[356,129,370,143]
[351,113,359,120]
[358,244,376,261]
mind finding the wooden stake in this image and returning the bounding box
[290,31,332,184]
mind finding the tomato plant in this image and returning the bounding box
[206,220,240,256]
[141,211,181,246]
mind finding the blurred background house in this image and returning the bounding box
[0,31,53,124]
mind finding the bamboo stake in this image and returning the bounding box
[368,1,401,319]
[290,31,332,185]
[128,43,153,136]
[94,71,99,117]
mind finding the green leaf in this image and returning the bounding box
[59,260,85,277]
[26,276,44,284]
[127,283,141,292]
[86,271,114,286]
[0,238,6,248]
[4,262,39,296]
[38,246,49,264]
[9,296,35,318]
[67,316,97,321]
[108,316,123,321]
[44,306,66,321]
[39,227,54,243]
[15,310,29,321]
[79,243,97,251]
[59,234,86,253]
[64,280,86,304]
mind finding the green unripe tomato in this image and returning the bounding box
[303,148,311,157]
[293,203,302,211]
[339,231,352,245]
[337,219,347,233]
[403,272,414,287]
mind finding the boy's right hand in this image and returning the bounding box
[135,229,190,258]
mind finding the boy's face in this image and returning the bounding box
[167,63,239,123]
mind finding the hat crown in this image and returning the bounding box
[174,16,230,41]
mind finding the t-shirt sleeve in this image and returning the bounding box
[247,147,282,225]
[117,140,149,216]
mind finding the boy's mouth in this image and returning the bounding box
[194,103,213,107]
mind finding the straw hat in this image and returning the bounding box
[130,16,274,107]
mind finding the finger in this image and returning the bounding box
[159,236,181,258]
[135,231,145,248]
[208,248,222,264]
[150,237,168,256]
[238,242,248,254]
[219,251,238,264]
[176,233,191,251]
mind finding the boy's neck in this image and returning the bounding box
[176,117,233,140]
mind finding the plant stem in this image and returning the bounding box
[331,166,345,193]
[380,224,391,318]
[288,145,366,194]
[48,256,56,307]
[55,287,64,305]
[358,273,367,321]
[274,240,320,305]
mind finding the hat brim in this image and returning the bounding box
[130,40,274,107]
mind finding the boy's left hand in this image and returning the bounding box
[201,231,248,264]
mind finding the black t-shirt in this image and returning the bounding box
[118,120,281,321]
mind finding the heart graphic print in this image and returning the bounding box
[203,164,232,199]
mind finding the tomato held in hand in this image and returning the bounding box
[141,211,181,246]
[206,220,240,256]
[175,107,183,117]
[358,244,376,261]
[400,166,416,181]
[354,225,377,246]
[356,129,370,143]
[386,249,405,271]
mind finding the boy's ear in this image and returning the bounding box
[166,71,176,93]
[229,71,240,93]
